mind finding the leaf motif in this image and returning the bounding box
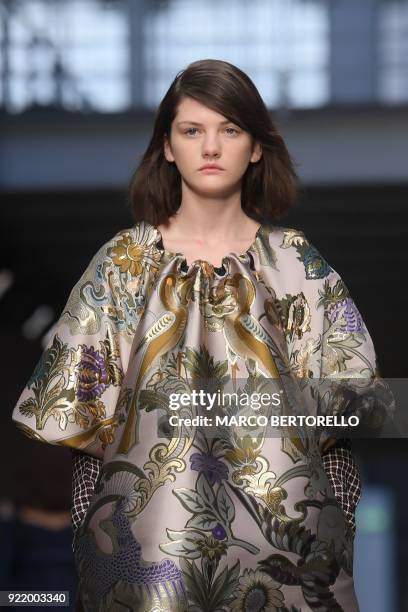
[179,558,208,608]
[173,487,208,514]
[179,556,191,574]
[216,484,235,524]
[186,513,218,531]
[166,529,203,542]
[189,558,210,607]
[215,360,229,377]
[28,334,70,394]
[158,540,201,559]
[196,472,215,506]
[208,564,229,605]
[108,362,124,386]
[101,333,121,361]
[50,395,74,413]
[209,560,240,609]
[46,335,71,380]
[46,378,68,404]
[40,390,75,429]
[226,482,262,528]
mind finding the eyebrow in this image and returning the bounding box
[176,120,235,127]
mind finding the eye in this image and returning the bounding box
[225,127,239,135]
[185,127,199,136]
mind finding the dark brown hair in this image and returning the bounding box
[128,59,299,226]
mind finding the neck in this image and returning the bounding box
[166,188,257,240]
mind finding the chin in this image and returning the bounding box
[195,186,237,199]
[184,176,240,197]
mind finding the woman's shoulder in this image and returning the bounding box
[58,222,160,338]
[97,221,331,283]
[260,223,334,281]
[95,221,153,251]
[104,222,315,256]
[88,221,159,271]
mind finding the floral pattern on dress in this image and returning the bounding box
[13,220,394,611]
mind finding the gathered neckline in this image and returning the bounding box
[152,222,263,272]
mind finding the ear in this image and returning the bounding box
[164,133,175,162]
[250,141,262,164]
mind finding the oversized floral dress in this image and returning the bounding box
[12,220,387,611]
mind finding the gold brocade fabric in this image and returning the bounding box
[13,220,382,611]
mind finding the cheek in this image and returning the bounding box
[171,141,194,164]
[230,145,254,170]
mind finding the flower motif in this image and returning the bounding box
[190,452,229,485]
[328,297,364,334]
[75,345,109,402]
[286,292,311,340]
[110,235,146,276]
[303,245,332,279]
[196,535,227,561]
[230,568,284,611]
[224,436,260,476]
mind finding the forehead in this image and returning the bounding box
[174,97,228,123]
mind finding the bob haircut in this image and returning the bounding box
[128,58,299,226]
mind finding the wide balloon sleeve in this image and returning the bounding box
[280,228,394,453]
[316,267,395,451]
[12,225,159,459]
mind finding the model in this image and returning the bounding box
[13,59,383,611]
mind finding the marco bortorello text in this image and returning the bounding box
[163,390,359,429]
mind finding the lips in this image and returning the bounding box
[199,165,224,171]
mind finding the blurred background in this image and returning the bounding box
[0,0,407,610]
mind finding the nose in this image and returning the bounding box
[202,131,221,158]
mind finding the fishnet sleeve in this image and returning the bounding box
[71,449,102,534]
[321,439,362,536]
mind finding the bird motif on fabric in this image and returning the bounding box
[117,273,192,454]
[223,273,306,456]
[75,501,188,610]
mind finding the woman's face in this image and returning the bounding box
[164,96,262,198]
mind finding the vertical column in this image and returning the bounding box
[126,0,147,109]
[0,0,12,111]
[329,0,380,104]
